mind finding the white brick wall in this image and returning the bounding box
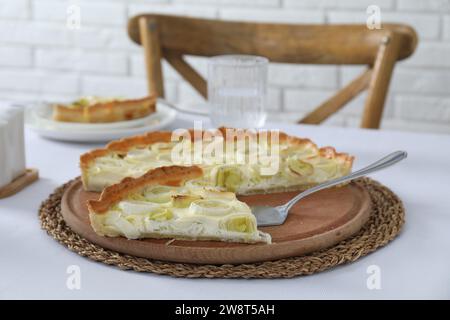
[284,0,395,10]
[444,15,450,39]
[328,11,440,39]
[268,64,338,89]
[0,0,449,134]
[0,70,78,94]
[35,49,128,75]
[33,1,127,26]
[0,0,29,19]
[0,46,32,67]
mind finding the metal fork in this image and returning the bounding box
[254,150,407,227]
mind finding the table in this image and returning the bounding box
[1,114,449,299]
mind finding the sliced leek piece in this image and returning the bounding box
[214,166,243,192]
[221,214,257,233]
[287,156,314,176]
[148,208,173,221]
[143,185,174,203]
[310,158,338,180]
[189,199,232,216]
[172,194,203,208]
[118,200,160,215]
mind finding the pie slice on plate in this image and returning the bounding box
[53,95,156,123]
[88,166,271,244]
[80,128,353,194]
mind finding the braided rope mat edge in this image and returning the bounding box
[39,177,405,279]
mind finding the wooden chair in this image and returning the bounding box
[128,14,417,129]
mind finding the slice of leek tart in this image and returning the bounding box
[87,166,271,244]
[80,128,353,194]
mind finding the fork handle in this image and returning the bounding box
[281,150,407,212]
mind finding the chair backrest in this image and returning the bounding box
[128,14,417,129]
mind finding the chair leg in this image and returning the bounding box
[139,17,164,98]
[361,33,400,129]
[165,51,208,99]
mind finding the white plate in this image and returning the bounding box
[26,99,177,142]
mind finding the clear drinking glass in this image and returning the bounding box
[208,55,268,128]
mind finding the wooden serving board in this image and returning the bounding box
[61,179,371,264]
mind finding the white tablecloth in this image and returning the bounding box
[1,115,449,299]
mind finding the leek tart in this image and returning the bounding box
[52,95,156,123]
[80,128,353,194]
[88,166,271,244]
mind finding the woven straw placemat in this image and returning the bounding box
[39,177,404,279]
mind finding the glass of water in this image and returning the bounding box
[208,55,268,128]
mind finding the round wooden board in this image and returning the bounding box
[61,179,371,265]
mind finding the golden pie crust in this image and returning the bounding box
[88,166,203,214]
[53,96,156,123]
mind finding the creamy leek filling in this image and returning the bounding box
[92,184,270,243]
[86,142,348,193]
